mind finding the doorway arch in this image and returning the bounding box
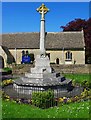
[0,56,4,68]
[56,58,59,64]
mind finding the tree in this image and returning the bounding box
[60,18,91,63]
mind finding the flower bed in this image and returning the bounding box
[1,79,13,87]
[58,88,91,105]
[1,87,91,109]
[1,73,91,109]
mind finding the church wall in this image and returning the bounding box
[72,51,85,64]
[9,49,85,65]
[46,50,64,64]
[47,50,85,64]
[9,49,40,64]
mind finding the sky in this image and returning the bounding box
[2,2,90,33]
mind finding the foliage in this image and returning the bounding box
[58,90,91,104]
[63,73,90,84]
[2,92,10,101]
[2,79,13,87]
[32,89,55,108]
[59,97,68,104]
[3,67,12,74]
[61,18,86,31]
[81,80,91,89]
[81,88,91,98]
[60,18,91,63]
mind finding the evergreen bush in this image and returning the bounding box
[32,89,55,108]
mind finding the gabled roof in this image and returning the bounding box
[0,31,85,49]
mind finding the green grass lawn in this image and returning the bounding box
[2,100,90,118]
[63,74,91,83]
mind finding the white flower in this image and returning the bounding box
[57,107,59,110]
[87,106,89,110]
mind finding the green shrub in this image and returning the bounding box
[81,88,90,98]
[32,89,55,108]
[3,67,12,74]
[81,80,91,89]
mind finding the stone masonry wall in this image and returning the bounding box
[51,64,91,74]
[10,64,91,75]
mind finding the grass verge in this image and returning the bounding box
[63,73,91,83]
[2,100,90,118]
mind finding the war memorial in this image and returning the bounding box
[1,3,90,119]
[13,4,72,96]
[1,4,85,100]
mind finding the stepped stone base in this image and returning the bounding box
[30,55,52,74]
[13,55,72,94]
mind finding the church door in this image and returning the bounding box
[0,56,4,68]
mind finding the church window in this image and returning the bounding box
[26,50,29,55]
[56,58,59,64]
[66,51,72,60]
[22,50,25,56]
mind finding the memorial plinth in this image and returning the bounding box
[13,4,72,94]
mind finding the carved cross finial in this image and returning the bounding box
[37,4,49,14]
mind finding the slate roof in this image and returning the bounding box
[0,31,85,49]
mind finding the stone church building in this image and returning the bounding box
[0,30,85,67]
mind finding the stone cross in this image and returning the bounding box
[37,4,49,57]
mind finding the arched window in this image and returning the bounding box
[22,50,25,56]
[26,50,29,55]
[56,58,59,64]
[66,51,72,60]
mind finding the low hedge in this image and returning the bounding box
[32,89,56,109]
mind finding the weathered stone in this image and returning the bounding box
[13,4,72,95]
